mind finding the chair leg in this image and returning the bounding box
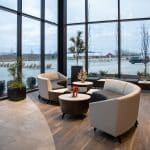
[94,127,97,132]
[62,113,65,119]
[38,95,40,99]
[117,136,121,143]
[135,120,138,127]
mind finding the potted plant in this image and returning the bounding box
[99,70,108,77]
[0,80,5,97]
[69,31,86,83]
[7,58,26,101]
[78,69,87,82]
[26,77,36,89]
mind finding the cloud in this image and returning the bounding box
[0,1,57,53]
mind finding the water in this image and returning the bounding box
[0,58,150,84]
[67,58,150,76]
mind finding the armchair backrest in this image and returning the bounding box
[117,89,141,135]
[104,79,127,94]
[37,75,51,99]
[123,82,140,95]
[90,79,141,137]
[41,72,59,80]
[37,72,67,99]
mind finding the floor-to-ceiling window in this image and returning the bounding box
[45,24,58,72]
[67,0,118,77]
[88,23,118,75]
[121,21,150,75]
[0,10,17,83]
[22,17,41,83]
[67,0,85,77]
[67,25,85,77]
[0,0,58,96]
[67,0,150,78]
[120,0,150,76]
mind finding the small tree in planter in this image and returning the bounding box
[0,80,5,97]
[7,58,26,101]
[69,31,86,82]
[26,77,36,89]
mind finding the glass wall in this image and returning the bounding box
[0,0,17,10]
[67,0,85,23]
[45,24,58,72]
[67,0,150,78]
[88,0,117,21]
[121,21,150,75]
[22,17,40,84]
[121,0,150,19]
[22,0,41,17]
[1,0,150,97]
[45,0,58,23]
[0,0,58,96]
[67,25,85,77]
[0,10,17,84]
[88,23,118,75]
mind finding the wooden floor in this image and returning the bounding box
[29,91,150,150]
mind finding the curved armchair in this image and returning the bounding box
[89,79,141,138]
[37,72,68,102]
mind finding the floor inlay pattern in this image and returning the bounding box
[0,97,55,150]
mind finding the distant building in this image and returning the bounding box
[105,53,115,58]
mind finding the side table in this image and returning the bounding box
[72,81,93,93]
[59,93,91,118]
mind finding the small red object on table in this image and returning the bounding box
[72,86,79,97]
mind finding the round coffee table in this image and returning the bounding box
[59,93,91,119]
[72,81,93,92]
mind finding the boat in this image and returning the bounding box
[129,56,150,64]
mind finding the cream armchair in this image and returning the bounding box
[89,79,141,141]
[37,72,68,102]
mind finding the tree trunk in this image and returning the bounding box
[144,62,147,77]
[77,56,79,65]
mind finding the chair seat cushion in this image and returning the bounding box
[57,79,67,87]
[91,89,123,102]
[98,89,123,99]
[51,80,65,90]
[49,88,69,94]
[91,91,107,102]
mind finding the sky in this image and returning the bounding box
[0,0,150,55]
[0,0,57,54]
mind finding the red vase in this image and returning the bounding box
[72,91,75,97]
[72,91,78,97]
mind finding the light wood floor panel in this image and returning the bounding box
[29,91,150,150]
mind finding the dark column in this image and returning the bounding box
[40,0,45,73]
[58,0,67,75]
[85,0,88,73]
[17,0,22,78]
[118,0,121,78]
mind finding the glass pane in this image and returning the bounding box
[67,0,85,23]
[22,0,41,17]
[67,25,85,77]
[0,0,17,10]
[45,24,57,72]
[121,0,150,19]
[22,17,40,88]
[88,0,117,21]
[45,0,57,23]
[0,11,17,86]
[121,21,150,77]
[88,23,118,76]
